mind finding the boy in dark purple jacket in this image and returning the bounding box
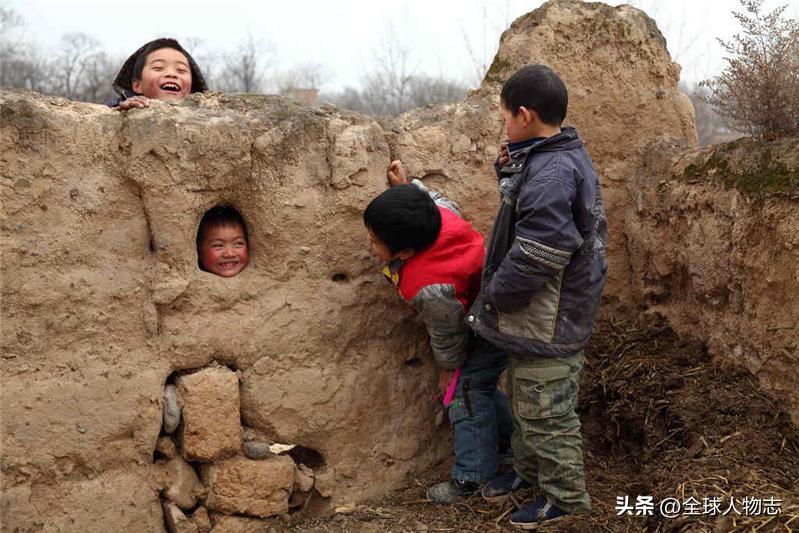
[472,65,607,529]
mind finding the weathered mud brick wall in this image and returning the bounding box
[1,0,750,530]
[626,138,799,425]
[388,0,698,306]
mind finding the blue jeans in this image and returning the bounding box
[448,334,513,483]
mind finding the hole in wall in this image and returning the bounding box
[287,445,326,469]
[331,273,348,282]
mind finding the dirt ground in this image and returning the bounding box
[285,318,799,532]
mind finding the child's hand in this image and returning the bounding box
[497,139,510,166]
[386,160,409,187]
[116,96,150,110]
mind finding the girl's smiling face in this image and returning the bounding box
[132,47,192,101]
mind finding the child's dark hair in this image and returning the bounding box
[196,205,249,252]
[364,185,442,254]
[500,64,568,126]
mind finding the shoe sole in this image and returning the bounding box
[509,514,566,530]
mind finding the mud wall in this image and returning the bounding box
[627,137,799,425]
[1,0,710,530]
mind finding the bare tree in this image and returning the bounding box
[182,37,220,90]
[0,7,47,92]
[277,62,331,93]
[80,51,117,104]
[359,23,417,115]
[408,75,467,108]
[219,35,275,93]
[323,22,467,116]
[53,32,102,100]
[701,0,799,137]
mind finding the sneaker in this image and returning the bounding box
[426,479,479,504]
[509,497,568,530]
[481,471,531,502]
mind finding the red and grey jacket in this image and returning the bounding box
[383,180,485,369]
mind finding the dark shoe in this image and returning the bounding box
[482,471,531,502]
[509,497,568,530]
[426,479,479,504]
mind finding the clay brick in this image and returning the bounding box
[209,514,278,533]
[202,455,294,518]
[176,367,241,461]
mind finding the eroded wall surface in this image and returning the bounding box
[1,1,704,530]
[627,138,799,425]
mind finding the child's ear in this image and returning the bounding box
[398,249,415,261]
[132,79,142,93]
[519,106,536,127]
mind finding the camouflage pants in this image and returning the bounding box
[510,350,591,513]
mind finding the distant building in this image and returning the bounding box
[283,88,318,106]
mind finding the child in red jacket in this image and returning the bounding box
[364,160,512,504]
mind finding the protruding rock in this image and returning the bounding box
[313,466,335,498]
[202,455,294,518]
[193,506,212,533]
[164,456,204,510]
[164,384,181,434]
[163,502,199,533]
[176,367,241,461]
[157,436,178,459]
[294,463,314,492]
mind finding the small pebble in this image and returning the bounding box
[243,441,271,459]
[163,385,181,434]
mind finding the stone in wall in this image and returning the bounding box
[194,506,212,533]
[202,455,295,518]
[176,366,241,461]
[163,501,199,533]
[157,435,179,459]
[162,455,205,510]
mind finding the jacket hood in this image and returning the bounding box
[112,38,208,97]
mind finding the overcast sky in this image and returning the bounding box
[6,0,799,91]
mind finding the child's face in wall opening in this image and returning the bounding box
[132,47,192,101]
[199,223,249,277]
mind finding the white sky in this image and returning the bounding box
[6,0,799,91]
